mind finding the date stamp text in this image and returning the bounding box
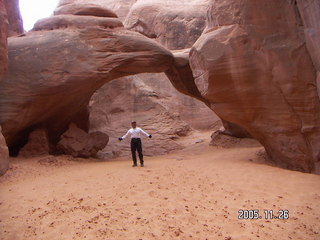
[238,209,289,220]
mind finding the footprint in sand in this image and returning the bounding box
[149,191,157,197]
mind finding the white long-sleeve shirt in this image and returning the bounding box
[122,127,150,139]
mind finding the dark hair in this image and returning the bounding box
[131,121,136,124]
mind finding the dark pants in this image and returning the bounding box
[131,138,143,165]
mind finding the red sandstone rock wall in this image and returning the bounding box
[0,0,23,80]
[189,0,320,172]
[0,0,19,175]
[4,0,23,36]
[296,0,320,99]
[0,0,7,176]
[0,0,8,80]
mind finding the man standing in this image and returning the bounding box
[119,121,152,167]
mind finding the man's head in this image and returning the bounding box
[131,121,137,128]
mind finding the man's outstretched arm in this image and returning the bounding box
[119,130,130,141]
[140,129,152,138]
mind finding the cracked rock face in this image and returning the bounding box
[189,0,320,172]
[0,5,173,154]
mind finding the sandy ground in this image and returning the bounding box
[0,132,319,240]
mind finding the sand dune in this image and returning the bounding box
[0,133,319,240]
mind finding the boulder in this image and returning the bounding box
[188,0,320,172]
[57,123,109,158]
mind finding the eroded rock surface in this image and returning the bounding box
[54,3,118,18]
[4,0,23,36]
[57,123,109,158]
[296,0,320,104]
[188,0,320,172]
[125,0,208,50]
[57,0,136,21]
[297,0,320,72]
[0,0,23,80]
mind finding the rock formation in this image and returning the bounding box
[121,0,246,137]
[57,123,109,158]
[1,0,218,161]
[0,5,174,156]
[296,0,320,96]
[4,0,24,36]
[0,0,23,80]
[1,0,319,174]
[0,0,8,175]
[62,0,219,157]
[0,0,8,80]
[0,0,23,175]
[188,0,320,172]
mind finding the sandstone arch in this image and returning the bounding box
[0,0,319,174]
[0,8,174,154]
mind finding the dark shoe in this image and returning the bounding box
[140,163,144,167]
[132,164,137,167]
